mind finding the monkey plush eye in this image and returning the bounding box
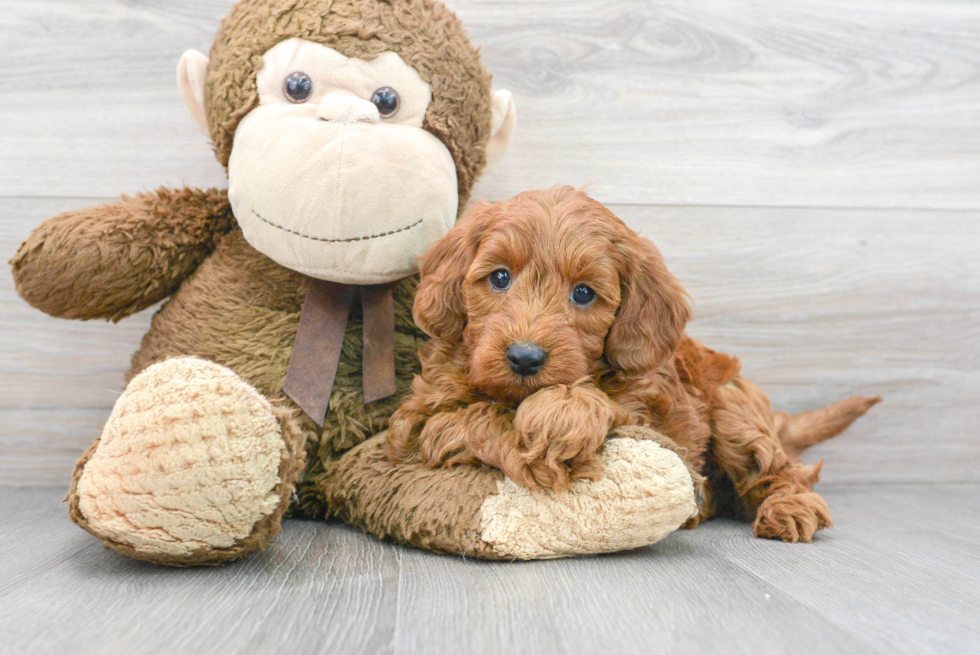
[489,269,511,291]
[370,86,400,117]
[571,284,596,305]
[283,72,313,103]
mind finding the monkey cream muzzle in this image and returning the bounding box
[316,95,380,124]
[223,38,458,284]
[228,104,458,284]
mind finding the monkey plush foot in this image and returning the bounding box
[68,357,291,566]
[323,427,698,559]
[478,433,699,559]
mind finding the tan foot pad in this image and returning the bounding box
[479,438,697,559]
[75,357,284,558]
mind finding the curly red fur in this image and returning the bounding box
[386,186,878,542]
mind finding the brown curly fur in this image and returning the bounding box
[386,186,881,542]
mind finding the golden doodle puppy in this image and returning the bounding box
[386,186,879,542]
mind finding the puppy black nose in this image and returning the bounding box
[506,343,547,377]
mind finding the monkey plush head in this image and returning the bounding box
[177,0,516,284]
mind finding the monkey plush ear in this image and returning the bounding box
[485,90,517,172]
[177,50,210,136]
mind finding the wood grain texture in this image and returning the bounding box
[4,198,978,486]
[0,0,978,207]
[1,485,978,655]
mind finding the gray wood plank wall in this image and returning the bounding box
[1,0,978,487]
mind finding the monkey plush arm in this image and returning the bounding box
[11,187,234,321]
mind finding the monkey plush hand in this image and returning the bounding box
[11,0,698,565]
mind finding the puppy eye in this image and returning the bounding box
[284,72,313,103]
[571,284,596,305]
[370,86,400,117]
[489,269,511,291]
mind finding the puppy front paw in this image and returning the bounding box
[509,383,623,490]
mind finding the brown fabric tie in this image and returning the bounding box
[360,283,398,404]
[283,279,398,426]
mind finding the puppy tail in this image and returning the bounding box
[775,395,881,461]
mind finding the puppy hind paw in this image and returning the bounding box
[752,492,832,543]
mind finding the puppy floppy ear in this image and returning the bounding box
[606,230,692,377]
[413,203,491,341]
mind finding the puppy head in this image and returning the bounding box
[414,186,691,402]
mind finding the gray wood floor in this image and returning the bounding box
[2,484,978,655]
[2,1,979,653]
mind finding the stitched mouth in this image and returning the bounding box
[252,210,423,243]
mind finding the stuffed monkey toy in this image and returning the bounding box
[11,0,699,566]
